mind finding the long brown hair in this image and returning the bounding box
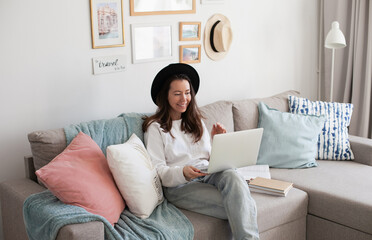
[142,74,204,142]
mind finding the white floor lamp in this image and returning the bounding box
[325,21,346,102]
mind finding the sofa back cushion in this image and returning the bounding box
[27,103,234,176]
[27,91,296,177]
[28,128,67,173]
[200,100,234,134]
[232,90,300,131]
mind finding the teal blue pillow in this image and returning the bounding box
[257,102,326,168]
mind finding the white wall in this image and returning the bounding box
[0,0,318,238]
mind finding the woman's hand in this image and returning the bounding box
[183,165,208,181]
[211,122,227,139]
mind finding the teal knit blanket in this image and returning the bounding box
[23,112,194,240]
[64,112,147,155]
[23,190,193,240]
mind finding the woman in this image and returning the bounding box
[143,63,259,240]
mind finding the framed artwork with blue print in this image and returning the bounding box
[288,95,354,160]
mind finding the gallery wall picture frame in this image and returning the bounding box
[180,44,201,64]
[92,55,127,75]
[201,0,224,4]
[90,0,125,48]
[179,22,201,41]
[130,0,196,16]
[131,23,174,64]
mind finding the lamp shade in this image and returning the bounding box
[325,21,346,49]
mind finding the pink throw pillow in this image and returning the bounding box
[36,132,125,225]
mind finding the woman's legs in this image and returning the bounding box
[164,169,259,240]
[164,179,228,219]
[203,169,259,240]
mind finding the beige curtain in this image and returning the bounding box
[320,0,372,138]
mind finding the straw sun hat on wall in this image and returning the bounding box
[204,13,233,61]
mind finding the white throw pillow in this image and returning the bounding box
[107,134,164,219]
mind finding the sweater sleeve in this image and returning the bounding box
[144,123,188,187]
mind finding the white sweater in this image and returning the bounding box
[144,119,211,187]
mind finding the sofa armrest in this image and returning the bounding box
[56,221,104,240]
[349,134,372,166]
[24,155,37,182]
[0,178,105,240]
[0,178,45,240]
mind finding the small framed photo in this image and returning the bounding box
[131,23,173,64]
[90,0,125,48]
[180,45,201,64]
[179,22,201,41]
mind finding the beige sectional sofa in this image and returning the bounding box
[1,90,372,240]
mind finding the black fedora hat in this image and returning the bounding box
[151,63,200,105]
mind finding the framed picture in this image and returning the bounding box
[131,23,173,64]
[180,45,201,64]
[90,0,125,48]
[179,22,201,41]
[201,0,224,4]
[130,0,195,16]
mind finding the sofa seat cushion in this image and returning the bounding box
[253,188,308,233]
[270,160,372,235]
[180,188,307,239]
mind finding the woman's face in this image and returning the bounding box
[168,79,191,120]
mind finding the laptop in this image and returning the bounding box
[200,128,263,174]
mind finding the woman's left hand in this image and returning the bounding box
[211,122,227,139]
[183,165,208,181]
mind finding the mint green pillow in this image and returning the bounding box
[257,102,325,168]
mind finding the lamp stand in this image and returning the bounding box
[330,48,335,102]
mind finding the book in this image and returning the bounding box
[248,177,293,197]
[237,165,271,181]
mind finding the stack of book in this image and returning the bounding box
[248,177,293,197]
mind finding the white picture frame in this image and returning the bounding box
[130,0,195,16]
[131,23,174,64]
[201,0,224,4]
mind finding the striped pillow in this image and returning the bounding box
[288,95,354,160]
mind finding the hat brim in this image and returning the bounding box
[204,14,231,61]
[151,63,200,105]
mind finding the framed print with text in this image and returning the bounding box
[90,0,125,48]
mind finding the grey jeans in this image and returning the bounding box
[163,169,260,240]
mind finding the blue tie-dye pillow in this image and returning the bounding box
[288,95,354,160]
